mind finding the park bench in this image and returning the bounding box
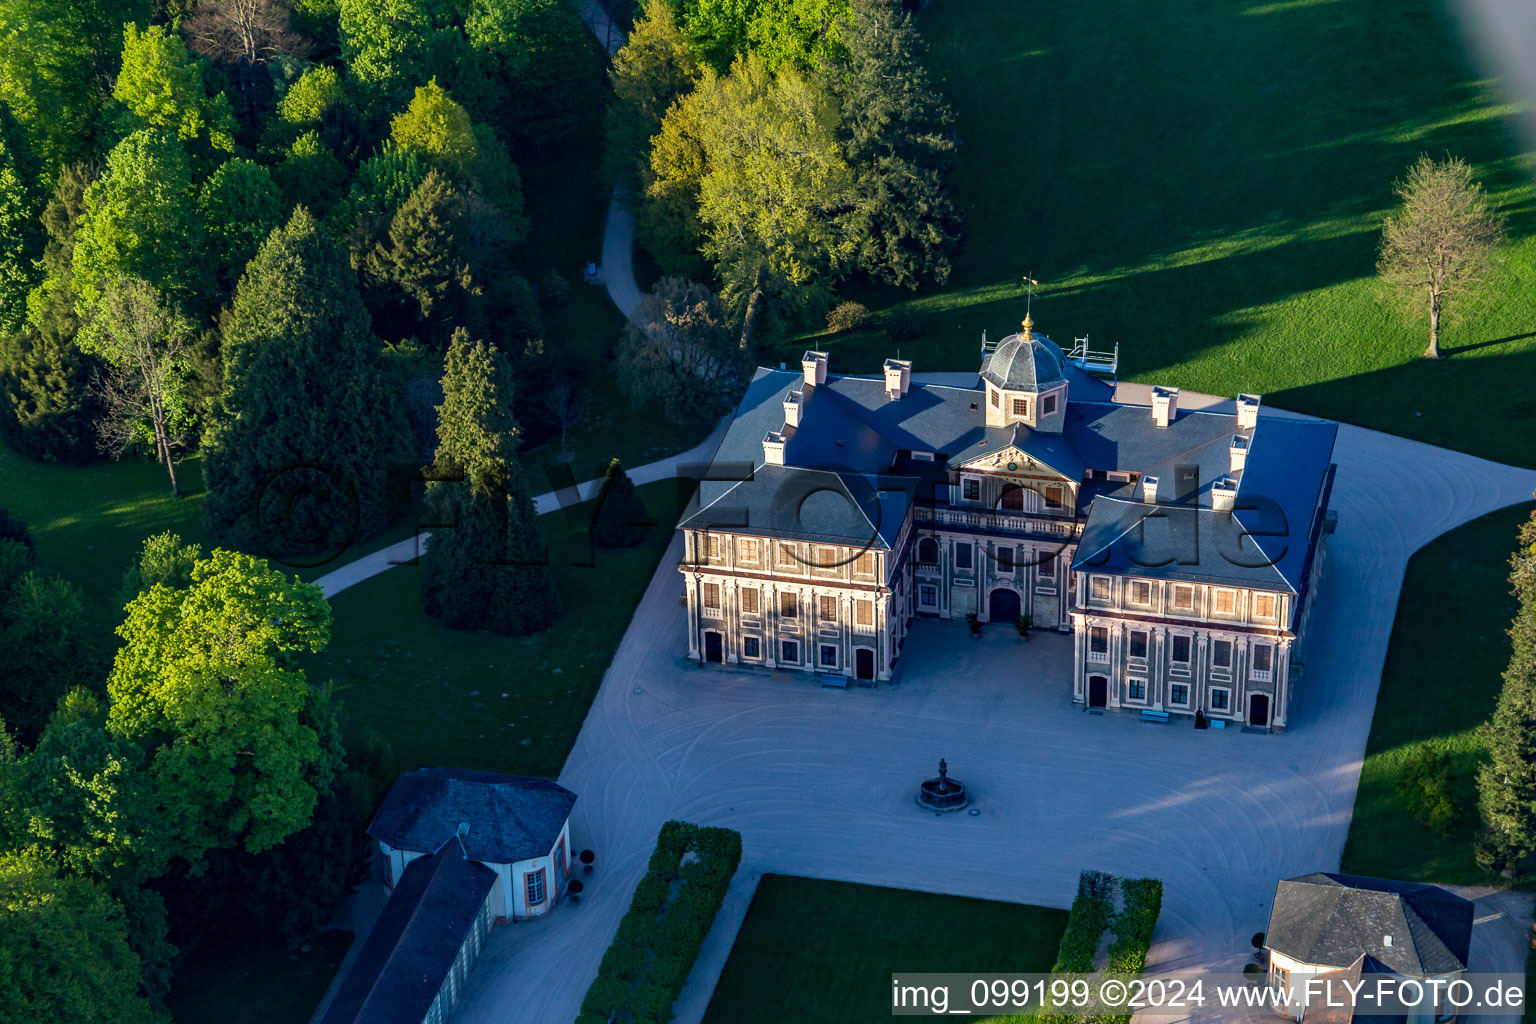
[1140,709,1170,724]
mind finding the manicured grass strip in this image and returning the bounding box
[783,0,1536,467]
[701,876,1068,1024]
[1341,502,1535,884]
[309,478,688,779]
[578,821,743,1024]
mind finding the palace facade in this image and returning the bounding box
[677,316,1337,731]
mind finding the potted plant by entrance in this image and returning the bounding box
[1014,614,1032,641]
[965,612,981,638]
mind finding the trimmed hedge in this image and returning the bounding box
[1049,871,1115,974]
[1105,878,1162,975]
[575,820,743,1024]
[1041,871,1163,1024]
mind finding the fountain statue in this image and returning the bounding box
[917,757,969,811]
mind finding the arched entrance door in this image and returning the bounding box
[703,631,723,663]
[1248,692,1270,728]
[1088,675,1108,708]
[988,587,1021,623]
[855,648,875,680]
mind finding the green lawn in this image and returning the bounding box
[1341,501,1535,884]
[701,875,1069,1024]
[780,0,1536,467]
[308,478,687,777]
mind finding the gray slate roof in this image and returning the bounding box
[319,849,496,1024]
[369,767,576,865]
[979,331,1068,392]
[1266,873,1473,977]
[681,357,1336,591]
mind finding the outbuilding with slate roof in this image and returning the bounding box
[371,767,576,922]
[1264,872,1473,1022]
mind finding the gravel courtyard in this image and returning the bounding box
[449,421,1536,1024]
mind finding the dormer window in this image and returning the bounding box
[989,389,1000,408]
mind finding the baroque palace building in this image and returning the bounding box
[677,315,1338,731]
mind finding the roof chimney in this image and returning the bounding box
[1229,434,1249,474]
[1212,476,1237,512]
[801,350,828,388]
[763,430,786,466]
[1383,934,1393,948]
[883,358,911,399]
[1142,475,1160,503]
[1237,393,1262,430]
[1151,386,1180,428]
[783,389,802,428]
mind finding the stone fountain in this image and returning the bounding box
[917,758,969,811]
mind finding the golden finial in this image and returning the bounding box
[1020,312,1033,340]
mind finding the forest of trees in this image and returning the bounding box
[0,0,962,1017]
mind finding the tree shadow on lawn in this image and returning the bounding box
[798,0,1535,397]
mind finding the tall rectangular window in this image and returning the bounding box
[1129,630,1148,659]
[963,477,981,502]
[1042,393,1058,416]
[779,592,798,619]
[781,640,799,663]
[996,546,1015,571]
[702,583,721,616]
[526,868,546,906]
[1170,683,1189,706]
[740,588,760,616]
[1254,593,1276,619]
[920,585,938,607]
[738,538,759,562]
[1214,589,1236,615]
[1253,643,1274,679]
[706,534,721,559]
[954,543,973,570]
[1037,554,1055,583]
[819,644,838,668]
[854,552,876,576]
[1172,585,1195,611]
[777,542,798,569]
[743,636,760,659]
[990,388,1000,407]
[1213,639,1232,669]
[1129,580,1152,606]
[1044,484,1064,509]
[818,595,838,622]
[1171,635,1192,664]
[1090,577,1110,601]
[1088,626,1109,661]
[854,599,874,628]
[1210,687,1230,710]
[1126,678,1146,701]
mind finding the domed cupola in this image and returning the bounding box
[978,314,1069,433]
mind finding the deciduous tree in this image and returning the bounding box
[117,531,202,607]
[113,24,238,158]
[72,129,209,316]
[616,277,746,422]
[605,0,699,184]
[0,541,97,745]
[107,549,340,865]
[78,277,195,497]
[0,851,163,1024]
[1379,155,1505,359]
[197,157,283,288]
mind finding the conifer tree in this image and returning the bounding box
[420,329,558,635]
[591,458,652,548]
[202,208,410,555]
[1477,509,1536,875]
